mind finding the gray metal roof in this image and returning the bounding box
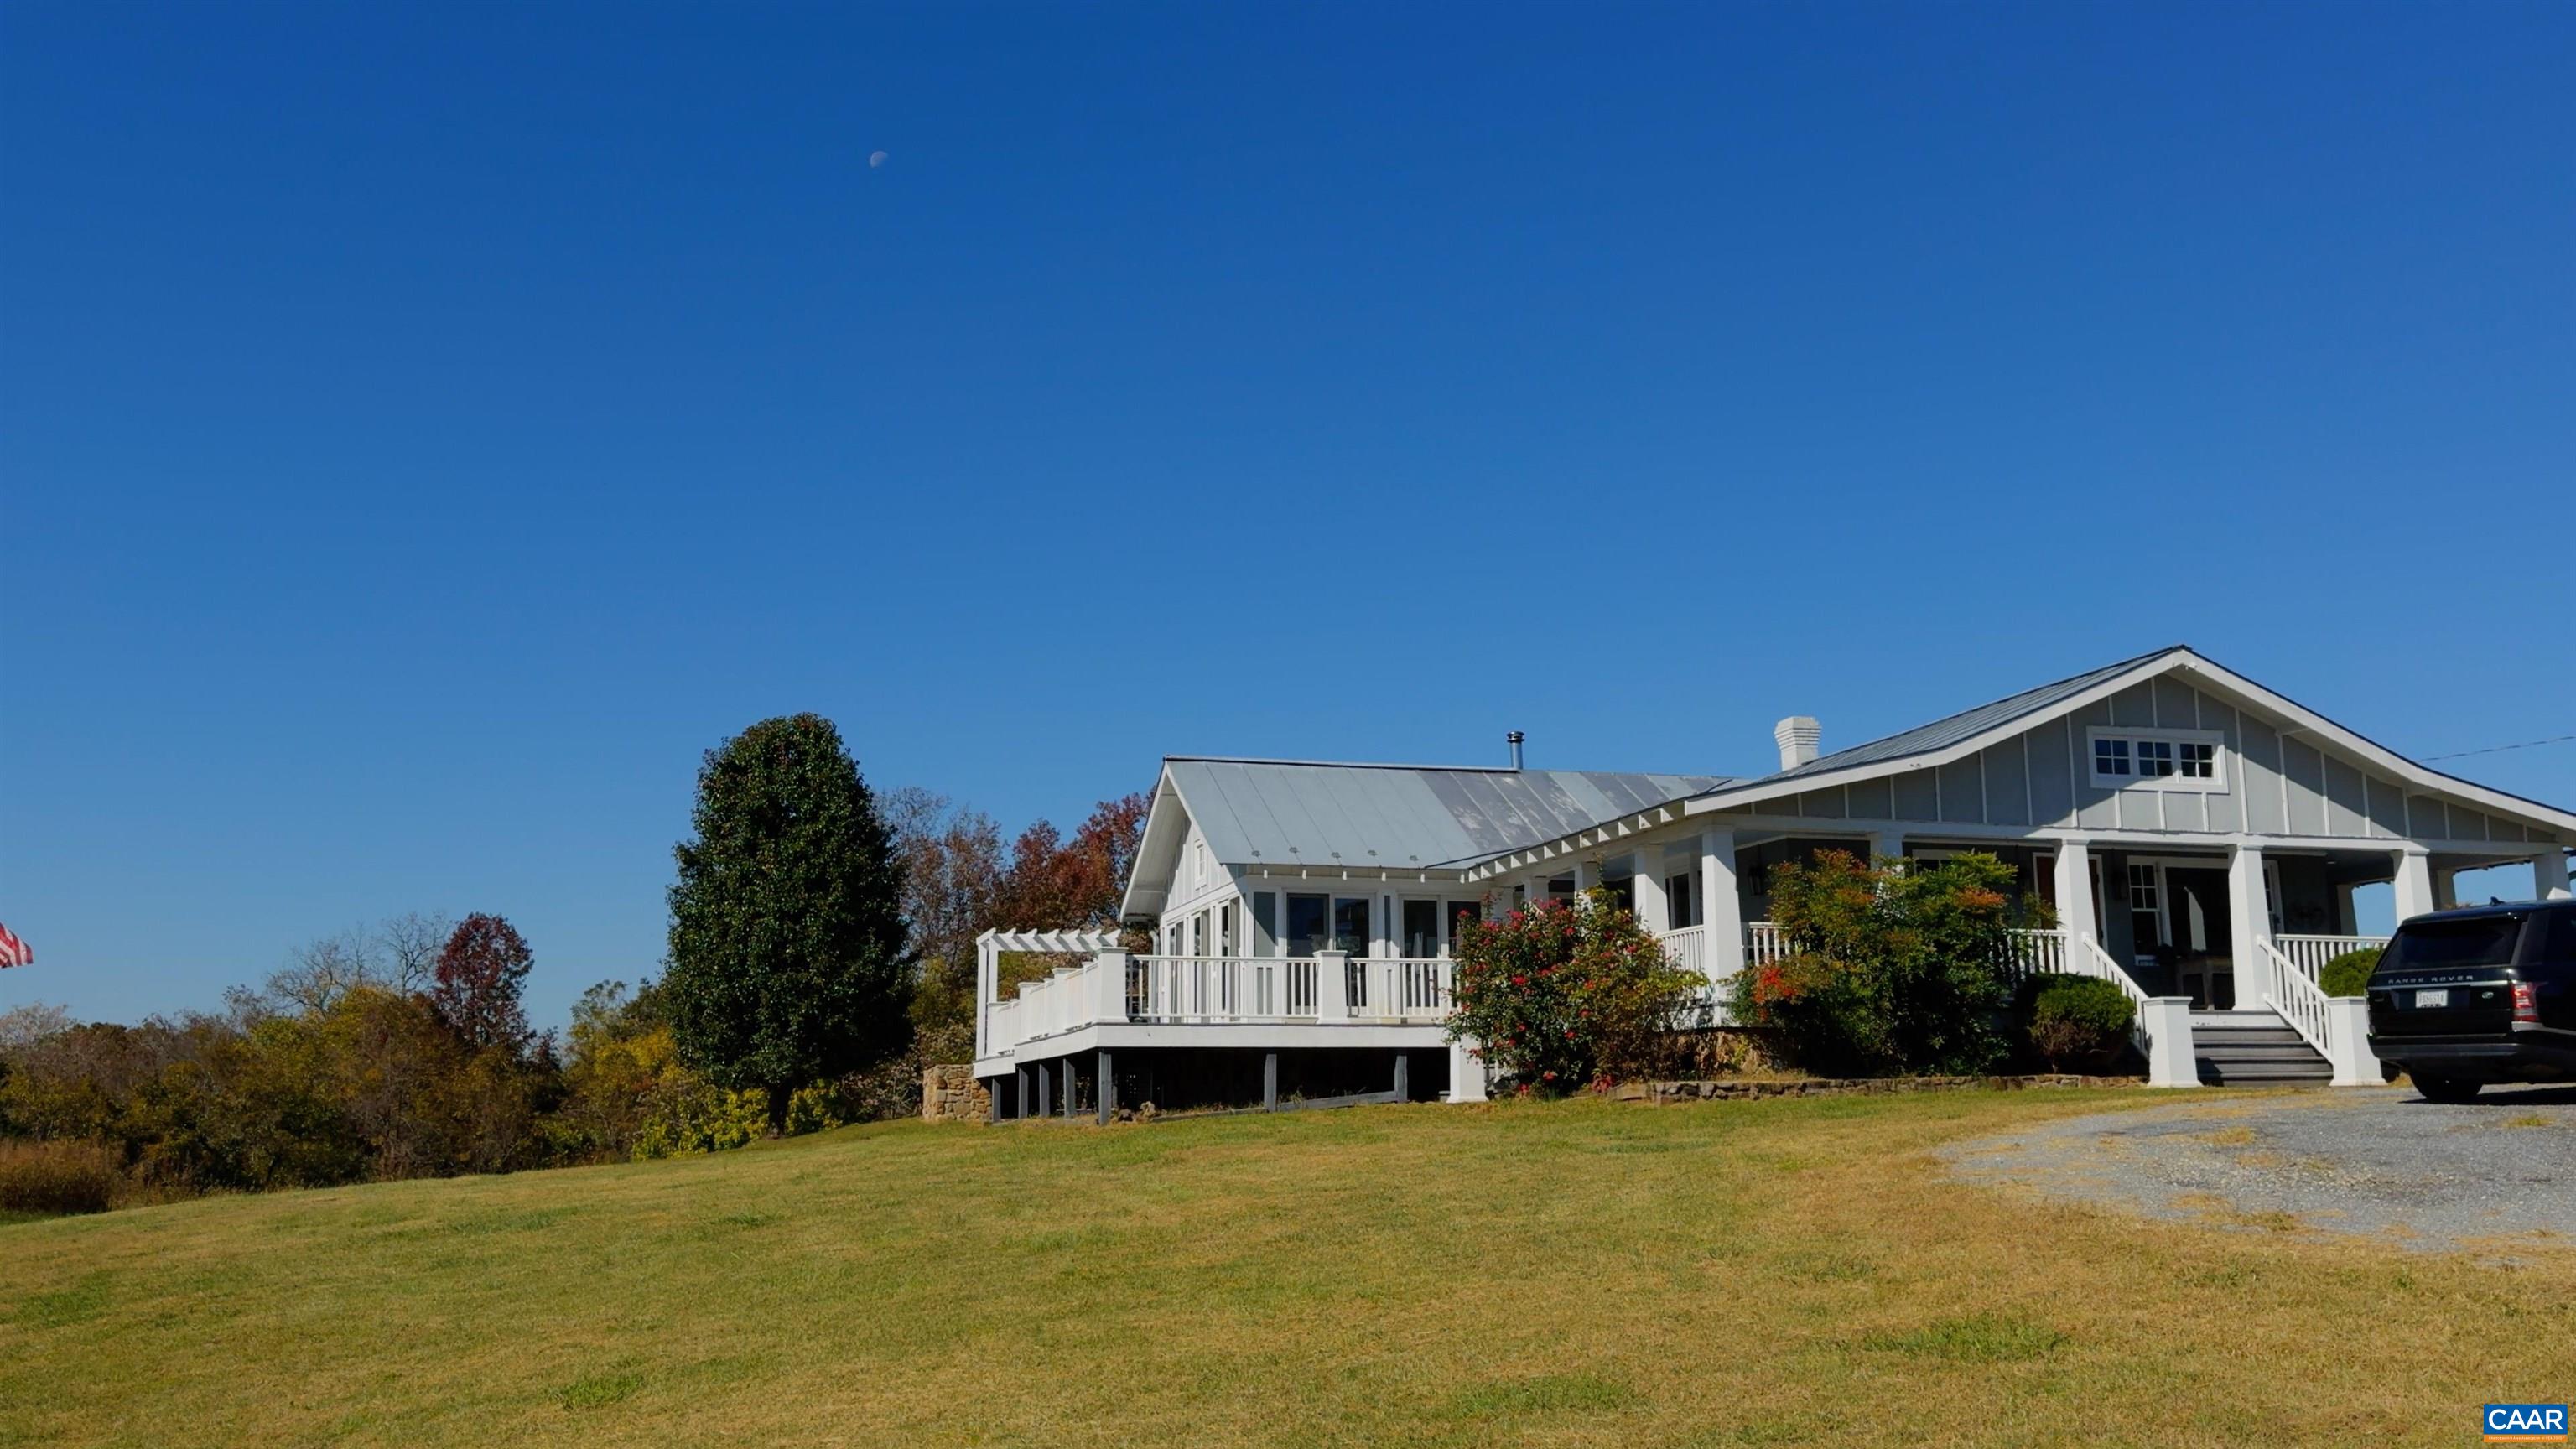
[1166,758,1728,870]
[1728,646,2183,790]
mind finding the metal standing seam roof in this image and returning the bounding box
[1717,645,2185,792]
[1165,758,1730,871]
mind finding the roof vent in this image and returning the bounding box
[1774,716,1820,771]
[1507,730,1525,771]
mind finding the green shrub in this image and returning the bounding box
[2023,976,2135,1071]
[0,1138,122,1216]
[2319,948,2381,999]
[1727,851,2022,1077]
[1448,891,1705,1093]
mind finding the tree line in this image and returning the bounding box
[0,714,1145,1214]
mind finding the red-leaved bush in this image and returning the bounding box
[1446,891,1702,1095]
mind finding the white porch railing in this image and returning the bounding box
[1129,955,1317,1021]
[1119,955,1450,1025]
[1744,921,1789,967]
[2006,927,2066,981]
[1661,923,1711,978]
[2273,933,2388,979]
[1349,958,1452,1021]
[1738,922,2066,981]
[2257,938,2380,1085]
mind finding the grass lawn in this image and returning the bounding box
[3,1089,2567,1447]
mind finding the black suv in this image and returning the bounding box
[2366,899,2576,1102]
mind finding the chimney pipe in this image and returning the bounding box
[1506,730,1525,771]
[1774,716,1820,771]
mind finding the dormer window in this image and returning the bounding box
[2088,727,2226,792]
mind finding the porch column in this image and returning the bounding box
[2225,843,2272,1012]
[2052,838,2099,943]
[2538,849,2573,902]
[1698,829,1746,988]
[1631,849,1670,932]
[1572,855,1599,904]
[2392,847,2437,922]
[2433,865,2461,911]
[1870,828,1905,865]
[2334,882,2360,936]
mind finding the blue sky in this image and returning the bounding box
[5,3,2571,1031]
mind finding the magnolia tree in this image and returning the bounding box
[1445,891,1703,1094]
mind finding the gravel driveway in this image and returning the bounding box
[1940,1084,2576,1252]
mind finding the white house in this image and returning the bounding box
[974,647,2576,1120]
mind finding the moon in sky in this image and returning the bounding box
[868,150,887,169]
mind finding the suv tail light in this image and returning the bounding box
[2512,983,2542,1025]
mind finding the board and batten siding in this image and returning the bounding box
[1776,675,2555,844]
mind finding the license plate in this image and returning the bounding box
[2412,989,2450,1009]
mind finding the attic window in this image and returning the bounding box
[2088,727,2226,792]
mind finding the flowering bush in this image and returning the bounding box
[1446,891,1704,1094]
[1727,850,2025,1077]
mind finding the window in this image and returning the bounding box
[1402,899,1440,958]
[1285,894,1331,955]
[2128,863,2163,950]
[2088,728,2225,791]
[1447,901,1483,948]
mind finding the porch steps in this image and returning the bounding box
[2190,1011,2332,1086]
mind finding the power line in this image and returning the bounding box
[2422,732,2576,762]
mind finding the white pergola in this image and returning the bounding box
[974,928,1123,1062]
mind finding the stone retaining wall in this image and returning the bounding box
[1617,1072,2141,1104]
[921,1063,989,1122]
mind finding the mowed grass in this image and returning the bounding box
[3,1091,2568,1447]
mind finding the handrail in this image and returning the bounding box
[2257,938,2336,1060]
[2070,935,2154,1010]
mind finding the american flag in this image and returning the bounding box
[0,922,31,969]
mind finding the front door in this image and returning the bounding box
[2165,866,2234,1008]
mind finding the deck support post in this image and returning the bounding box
[1098,1051,1115,1124]
[1062,1055,1076,1119]
[1446,1038,1488,1103]
[1393,1052,1409,1103]
[1015,1064,1030,1120]
[1036,1061,1052,1119]
[1263,1052,1279,1111]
